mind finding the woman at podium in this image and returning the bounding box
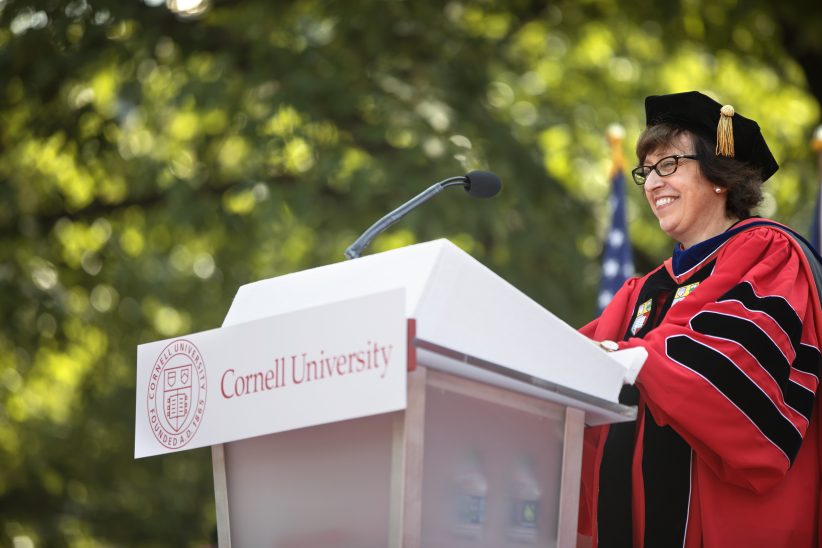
[578,91,822,547]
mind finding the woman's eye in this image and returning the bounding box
[658,159,677,173]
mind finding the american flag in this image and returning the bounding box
[597,169,635,313]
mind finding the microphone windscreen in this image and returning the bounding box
[464,170,502,198]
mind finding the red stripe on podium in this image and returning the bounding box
[407,318,417,371]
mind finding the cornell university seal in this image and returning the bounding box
[147,339,207,449]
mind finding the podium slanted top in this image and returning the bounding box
[225,239,633,404]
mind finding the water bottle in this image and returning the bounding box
[508,456,541,543]
[452,450,488,541]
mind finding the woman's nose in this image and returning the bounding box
[644,170,664,190]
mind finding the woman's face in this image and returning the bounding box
[642,133,731,248]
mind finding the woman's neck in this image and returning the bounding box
[680,216,740,249]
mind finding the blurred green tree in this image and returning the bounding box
[0,0,820,544]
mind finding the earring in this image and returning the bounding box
[714,187,722,194]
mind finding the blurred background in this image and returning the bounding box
[1,0,821,545]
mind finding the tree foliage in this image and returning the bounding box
[1,0,820,544]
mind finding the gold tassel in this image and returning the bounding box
[715,104,735,158]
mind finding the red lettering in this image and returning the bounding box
[221,369,236,399]
[337,354,348,376]
[292,354,306,384]
[245,372,264,393]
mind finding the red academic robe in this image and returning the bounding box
[578,219,822,547]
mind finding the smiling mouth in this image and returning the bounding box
[655,197,677,208]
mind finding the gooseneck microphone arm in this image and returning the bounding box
[344,176,467,260]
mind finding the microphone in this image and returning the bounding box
[344,170,502,259]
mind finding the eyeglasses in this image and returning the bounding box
[631,154,698,185]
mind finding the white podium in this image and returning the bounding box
[135,240,637,547]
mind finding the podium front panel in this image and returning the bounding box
[222,413,395,548]
[215,367,581,547]
[419,371,565,547]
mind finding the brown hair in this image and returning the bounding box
[636,124,763,219]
